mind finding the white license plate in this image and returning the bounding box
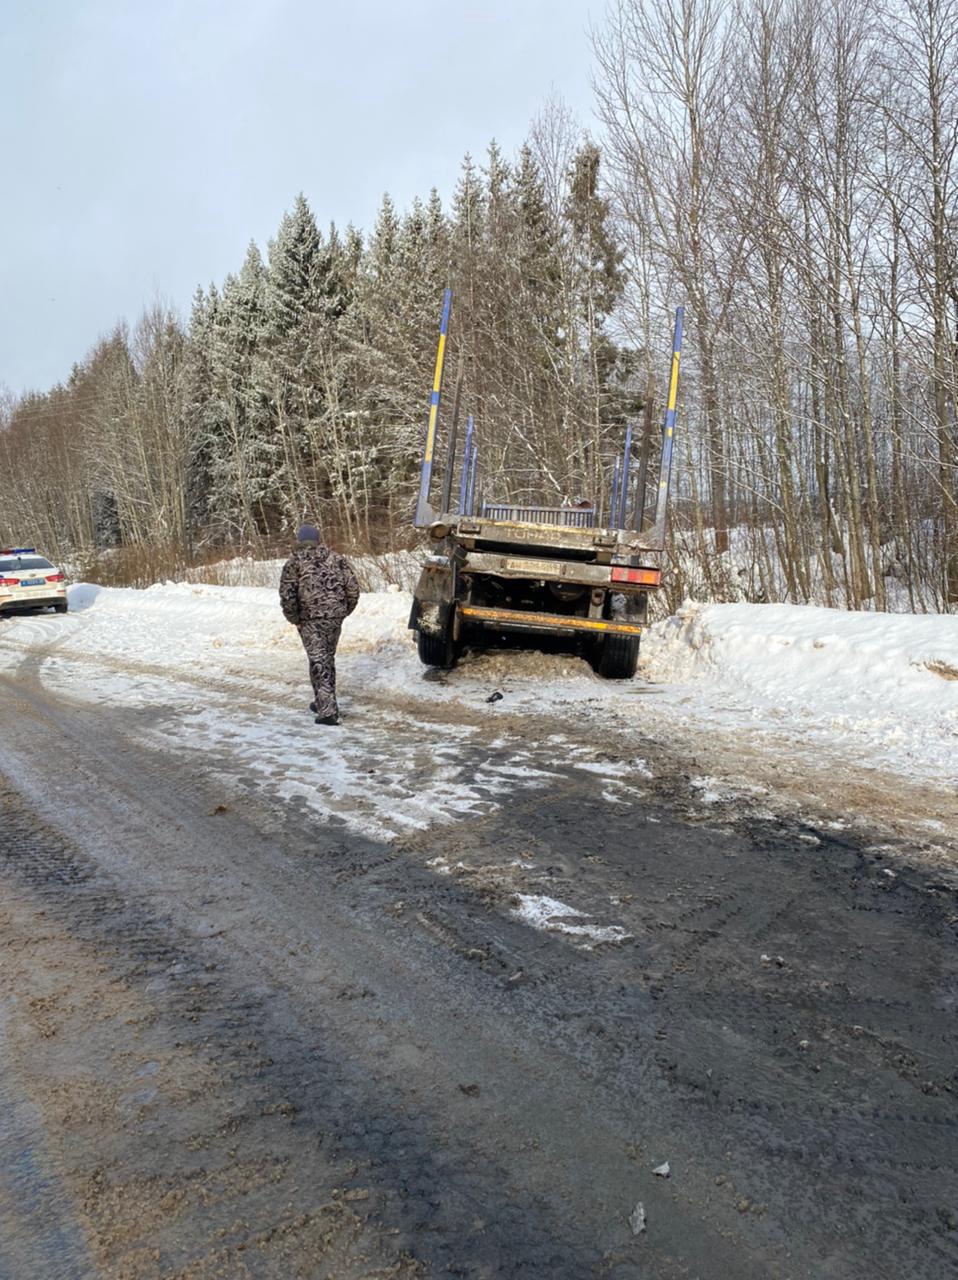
[505,558,560,576]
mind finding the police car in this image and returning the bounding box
[0,548,68,615]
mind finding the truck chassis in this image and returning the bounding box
[409,294,684,680]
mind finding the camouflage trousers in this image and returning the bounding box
[298,619,343,719]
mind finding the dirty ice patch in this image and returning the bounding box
[146,701,489,841]
[36,652,196,710]
[512,894,631,948]
[143,700,565,844]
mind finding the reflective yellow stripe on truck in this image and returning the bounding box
[459,606,642,636]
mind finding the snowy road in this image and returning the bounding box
[0,590,957,1277]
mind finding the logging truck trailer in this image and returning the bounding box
[409,292,685,681]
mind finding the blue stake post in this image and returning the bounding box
[415,288,452,527]
[610,457,620,529]
[617,422,634,529]
[466,446,478,515]
[648,306,685,547]
[459,415,474,513]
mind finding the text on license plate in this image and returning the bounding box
[505,558,561,576]
[21,578,45,587]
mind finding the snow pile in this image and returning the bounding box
[98,580,413,656]
[183,556,286,588]
[341,586,412,652]
[643,601,958,778]
[67,582,106,612]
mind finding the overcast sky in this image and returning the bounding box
[1,0,598,396]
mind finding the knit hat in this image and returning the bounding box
[297,523,320,544]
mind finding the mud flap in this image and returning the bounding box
[418,601,453,637]
[411,560,457,637]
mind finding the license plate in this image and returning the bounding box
[21,578,45,587]
[505,558,560,576]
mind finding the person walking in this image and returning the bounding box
[279,525,360,725]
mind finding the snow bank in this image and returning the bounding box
[643,601,958,778]
[67,582,106,612]
[182,557,286,588]
[62,580,412,653]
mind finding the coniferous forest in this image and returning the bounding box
[2,0,957,612]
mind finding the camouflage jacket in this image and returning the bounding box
[279,544,360,626]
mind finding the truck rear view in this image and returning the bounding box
[409,291,684,680]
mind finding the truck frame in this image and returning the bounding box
[409,291,685,680]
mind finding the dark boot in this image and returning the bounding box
[315,714,340,726]
[309,701,317,713]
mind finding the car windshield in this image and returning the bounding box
[0,556,54,572]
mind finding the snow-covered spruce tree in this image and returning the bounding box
[338,190,451,539]
[182,284,225,545]
[490,141,570,501]
[561,141,636,511]
[439,139,631,513]
[204,244,274,543]
[263,194,349,534]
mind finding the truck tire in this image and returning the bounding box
[417,624,458,670]
[595,633,640,680]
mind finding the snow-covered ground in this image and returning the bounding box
[0,582,955,832]
[640,600,958,783]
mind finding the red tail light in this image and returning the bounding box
[610,566,661,587]
[46,573,65,582]
[1,577,19,586]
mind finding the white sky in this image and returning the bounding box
[2,0,599,395]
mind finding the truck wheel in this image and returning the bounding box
[417,625,459,670]
[595,633,640,680]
